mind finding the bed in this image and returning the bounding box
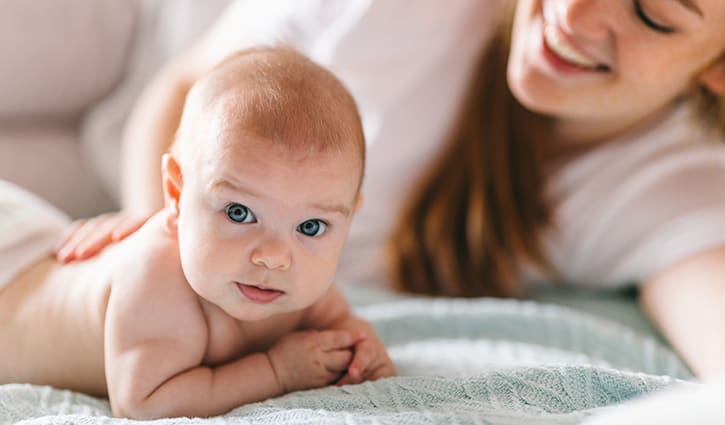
[0,2,703,423]
[0,286,695,424]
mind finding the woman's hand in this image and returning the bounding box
[55,210,152,263]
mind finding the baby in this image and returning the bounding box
[0,47,394,418]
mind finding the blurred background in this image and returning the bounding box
[0,0,232,218]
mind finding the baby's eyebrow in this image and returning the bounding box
[209,178,261,198]
[309,202,351,218]
[209,177,351,217]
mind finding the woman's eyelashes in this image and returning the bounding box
[225,202,256,223]
[634,0,674,34]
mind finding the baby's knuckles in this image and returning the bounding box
[267,330,337,392]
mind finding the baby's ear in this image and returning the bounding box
[698,54,725,95]
[161,154,183,231]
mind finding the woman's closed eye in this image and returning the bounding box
[634,0,674,34]
[225,203,256,223]
[297,219,327,237]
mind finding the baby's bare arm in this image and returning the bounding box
[107,339,281,419]
[121,3,256,213]
[104,256,282,419]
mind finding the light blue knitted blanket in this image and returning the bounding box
[0,295,693,425]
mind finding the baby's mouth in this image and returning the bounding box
[235,282,285,304]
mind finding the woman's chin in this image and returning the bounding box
[507,76,561,117]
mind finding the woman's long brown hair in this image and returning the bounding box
[388,7,552,298]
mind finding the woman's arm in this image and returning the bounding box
[56,5,262,260]
[119,62,196,214]
[120,1,259,213]
[639,245,725,377]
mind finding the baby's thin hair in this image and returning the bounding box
[174,46,365,177]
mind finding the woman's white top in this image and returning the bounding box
[541,106,725,288]
[219,0,725,289]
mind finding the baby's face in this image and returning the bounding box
[174,132,361,321]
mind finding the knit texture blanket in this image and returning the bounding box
[0,295,694,424]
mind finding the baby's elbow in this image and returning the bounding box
[110,394,167,420]
[110,398,145,419]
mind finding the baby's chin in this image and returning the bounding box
[214,294,302,322]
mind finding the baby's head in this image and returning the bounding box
[162,47,365,320]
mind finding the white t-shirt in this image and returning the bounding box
[216,0,502,287]
[212,0,725,290]
[538,105,725,289]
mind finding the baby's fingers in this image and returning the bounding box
[338,340,396,386]
[317,329,366,352]
[347,348,373,382]
[336,360,395,386]
[367,362,396,380]
[324,349,354,374]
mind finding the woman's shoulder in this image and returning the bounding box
[544,104,725,288]
[552,103,725,195]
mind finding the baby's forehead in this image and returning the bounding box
[189,100,360,159]
[177,49,365,183]
[194,145,362,209]
[208,132,360,169]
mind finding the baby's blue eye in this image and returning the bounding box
[297,219,327,237]
[225,203,256,223]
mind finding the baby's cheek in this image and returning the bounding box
[304,263,337,294]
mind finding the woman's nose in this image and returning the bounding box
[250,235,291,271]
[558,0,611,40]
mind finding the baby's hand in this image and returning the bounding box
[334,318,396,386]
[55,211,152,263]
[266,329,363,393]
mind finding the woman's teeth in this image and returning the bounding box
[543,24,600,70]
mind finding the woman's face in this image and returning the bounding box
[508,0,725,142]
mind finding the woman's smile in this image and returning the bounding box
[542,23,608,72]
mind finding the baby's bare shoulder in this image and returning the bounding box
[106,221,207,344]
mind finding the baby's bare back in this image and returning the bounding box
[0,217,181,396]
[0,216,306,400]
[0,254,112,396]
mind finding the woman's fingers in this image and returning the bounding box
[56,218,104,262]
[74,215,127,258]
[54,211,152,263]
[54,219,87,259]
[112,214,147,240]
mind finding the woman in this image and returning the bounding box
[57,0,725,376]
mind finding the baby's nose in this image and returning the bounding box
[250,235,291,270]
